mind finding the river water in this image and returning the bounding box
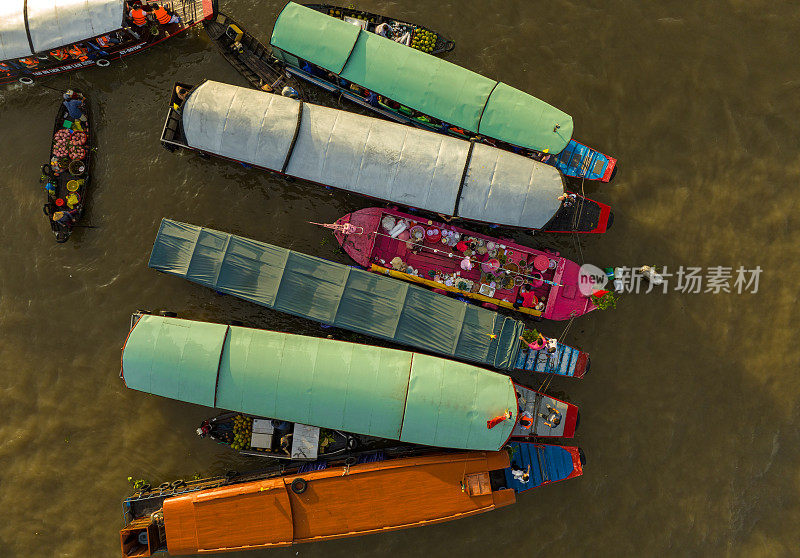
[1,1,798,556]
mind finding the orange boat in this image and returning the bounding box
[121,450,517,556]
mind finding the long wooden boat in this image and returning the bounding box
[120,445,583,556]
[148,218,590,378]
[334,207,597,321]
[41,90,91,243]
[269,2,616,182]
[0,0,216,86]
[121,313,580,449]
[198,411,417,460]
[304,4,455,55]
[160,81,612,233]
[202,11,303,95]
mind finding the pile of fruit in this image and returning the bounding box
[411,28,437,53]
[53,129,88,160]
[229,414,253,451]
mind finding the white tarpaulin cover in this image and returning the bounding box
[0,0,32,60]
[181,80,566,229]
[27,0,124,54]
[458,143,563,227]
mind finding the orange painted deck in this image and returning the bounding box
[163,451,514,554]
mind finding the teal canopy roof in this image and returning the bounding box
[122,315,518,451]
[148,219,523,370]
[270,2,573,153]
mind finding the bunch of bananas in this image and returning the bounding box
[229,414,252,451]
[411,29,437,53]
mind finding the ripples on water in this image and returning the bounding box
[0,1,798,556]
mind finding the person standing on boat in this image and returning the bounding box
[511,465,531,484]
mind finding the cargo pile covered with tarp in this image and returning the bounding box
[176,80,566,230]
[121,314,518,451]
[148,219,524,369]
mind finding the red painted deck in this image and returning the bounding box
[335,208,596,321]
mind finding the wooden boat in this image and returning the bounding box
[120,444,583,555]
[304,4,455,55]
[121,313,580,449]
[41,90,91,243]
[160,81,612,233]
[148,218,591,379]
[0,1,216,86]
[198,411,417,460]
[334,207,597,321]
[202,11,303,95]
[269,2,617,182]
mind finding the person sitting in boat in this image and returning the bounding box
[63,91,86,122]
[153,4,181,25]
[513,285,538,309]
[52,209,79,227]
[540,404,562,428]
[127,2,148,27]
[279,433,293,456]
[175,85,190,101]
[375,22,391,38]
[511,465,531,484]
[520,332,546,351]
[558,193,577,207]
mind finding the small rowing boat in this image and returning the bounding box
[304,4,455,55]
[120,444,583,555]
[41,90,91,243]
[334,207,598,321]
[202,11,303,95]
[198,411,415,460]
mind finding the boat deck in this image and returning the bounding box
[345,207,558,307]
[504,443,579,493]
[514,343,588,378]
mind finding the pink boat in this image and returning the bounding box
[333,208,596,321]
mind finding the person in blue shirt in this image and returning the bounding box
[62,90,86,121]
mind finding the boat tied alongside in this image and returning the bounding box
[148,218,590,378]
[161,80,612,233]
[120,313,580,450]
[331,207,598,321]
[198,410,416,461]
[304,3,455,55]
[269,2,616,181]
[202,11,303,96]
[0,0,216,86]
[120,445,582,556]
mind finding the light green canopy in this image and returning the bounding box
[270,2,573,153]
[122,315,518,451]
[148,219,523,370]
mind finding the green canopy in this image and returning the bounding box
[270,2,573,153]
[122,315,518,450]
[148,219,523,370]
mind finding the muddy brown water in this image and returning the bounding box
[0,1,798,556]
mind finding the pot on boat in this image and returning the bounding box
[68,159,85,175]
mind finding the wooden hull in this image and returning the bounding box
[202,12,304,95]
[335,207,597,321]
[121,451,514,556]
[42,91,91,243]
